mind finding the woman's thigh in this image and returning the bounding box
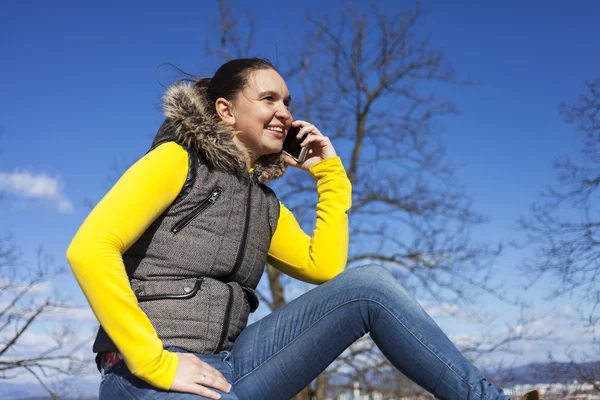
[99,351,238,400]
[230,266,395,399]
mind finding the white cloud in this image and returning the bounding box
[0,280,53,298]
[0,330,59,357]
[0,170,73,213]
[0,319,96,357]
[49,306,97,323]
[559,304,576,316]
[57,198,74,213]
[13,330,52,348]
[512,324,524,335]
[426,303,461,318]
[451,333,475,347]
[28,280,53,295]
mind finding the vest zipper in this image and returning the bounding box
[216,284,234,352]
[171,188,222,234]
[227,171,257,278]
[215,171,258,351]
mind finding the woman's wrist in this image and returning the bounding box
[309,156,348,180]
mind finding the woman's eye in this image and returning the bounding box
[264,96,275,101]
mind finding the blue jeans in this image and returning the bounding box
[100,265,510,399]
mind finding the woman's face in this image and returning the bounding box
[229,68,293,161]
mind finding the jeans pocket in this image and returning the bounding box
[98,373,120,400]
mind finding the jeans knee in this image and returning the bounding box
[342,265,415,302]
[343,264,395,288]
[359,264,392,276]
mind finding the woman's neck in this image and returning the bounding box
[232,136,258,169]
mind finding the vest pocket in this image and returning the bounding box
[171,187,222,234]
[133,278,202,301]
[131,277,235,354]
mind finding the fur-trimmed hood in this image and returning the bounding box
[162,83,287,183]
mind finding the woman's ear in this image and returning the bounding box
[215,98,236,125]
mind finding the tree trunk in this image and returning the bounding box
[293,387,312,400]
[266,264,285,308]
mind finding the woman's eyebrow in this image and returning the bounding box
[259,90,292,103]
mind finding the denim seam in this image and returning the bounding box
[234,297,488,399]
[222,351,234,373]
[373,299,488,400]
[234,300,358,384]
[251,316,263,370]
[433,364,446,394]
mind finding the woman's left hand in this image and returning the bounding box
[284,120,337,171]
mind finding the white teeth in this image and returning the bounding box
[267,126,283,133]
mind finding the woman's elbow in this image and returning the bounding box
[315,264,346,284]
[66,239,83,270]
[65,233,95,274]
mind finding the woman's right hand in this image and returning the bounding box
[169,352,232,399]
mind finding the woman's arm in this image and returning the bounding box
[267,156,352,284]
[66,141,188,390]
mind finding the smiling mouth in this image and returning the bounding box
[266,126,284,138]
[266,126,284,134]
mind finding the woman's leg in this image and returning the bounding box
[231,265,509,400]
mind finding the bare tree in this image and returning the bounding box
[272,3,550,398]
[276,2,495,304]
[205,1,548,398]
[519,77,600,391]
[0,240,95,399]
[0,137,93,398]
[205,0,256,63]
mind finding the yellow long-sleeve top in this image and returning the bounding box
[66,141,352,390]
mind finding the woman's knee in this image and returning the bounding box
[341,264,396,288]
[340,265,414,301]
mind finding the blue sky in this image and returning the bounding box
[1,0,599,393]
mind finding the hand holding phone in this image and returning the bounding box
[282,126,311,163]
[282,121,337,170]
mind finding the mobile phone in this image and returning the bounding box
[282,126,311,163]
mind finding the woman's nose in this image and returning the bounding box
[275,104,292,121]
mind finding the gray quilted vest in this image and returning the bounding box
[93,83,287,355]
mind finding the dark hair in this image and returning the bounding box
[194,58,277,116]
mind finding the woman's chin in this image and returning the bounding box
[261,144,284,156]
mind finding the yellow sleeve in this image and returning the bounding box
[66,141,188,390]
[267,156,352,284]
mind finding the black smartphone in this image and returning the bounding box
[282,126,311,163]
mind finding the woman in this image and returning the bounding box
[67,58,540,400]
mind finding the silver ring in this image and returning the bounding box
[201,374,206,384]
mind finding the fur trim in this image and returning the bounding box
[162,83,287,183]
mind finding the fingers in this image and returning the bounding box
[283,154,300,167]
[198,370,232,394]
[171,352,232,399]
[292,120,323,140]
[186,354,228,388]
[179,382,223,399]
[301,134,331,149]
[292,120,328,148]
[287,120,337,168]
[203,362,227,381]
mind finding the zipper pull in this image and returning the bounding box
[209,188,222,203]
[251,168,261,184]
